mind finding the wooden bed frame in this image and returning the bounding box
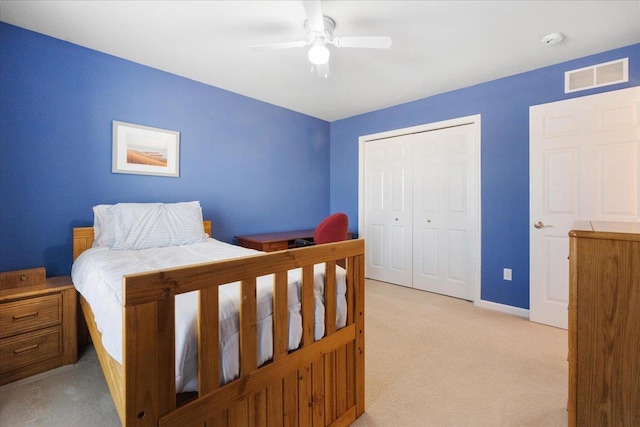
[72,221,365,426]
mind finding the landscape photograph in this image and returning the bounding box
[126,147,168,166]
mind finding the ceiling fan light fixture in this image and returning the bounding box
[250,4,391,76]
[308,42,330,65]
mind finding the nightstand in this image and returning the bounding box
[0,275,77,385]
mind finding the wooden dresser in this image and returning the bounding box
[0,274,77,385]
[568,221,640,426]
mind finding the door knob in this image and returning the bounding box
[534,221,550,229]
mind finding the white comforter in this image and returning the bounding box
[71,238,346,392]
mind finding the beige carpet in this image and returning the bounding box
[0,279,567,426]
[0,345,119,426]
[353,280,567,426]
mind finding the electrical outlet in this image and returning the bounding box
[503,268,512,281]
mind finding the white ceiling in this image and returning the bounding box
[1,1,639,121]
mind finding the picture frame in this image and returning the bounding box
[112,121,180,177]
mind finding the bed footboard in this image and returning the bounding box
[120,239,365,426]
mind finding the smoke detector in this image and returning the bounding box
[541,32,564,46]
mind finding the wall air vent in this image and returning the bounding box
[565,58,628,93]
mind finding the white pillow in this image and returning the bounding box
[109,202,207,250]
[92,204,114,248]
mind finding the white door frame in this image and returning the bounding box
[358,114,482,303]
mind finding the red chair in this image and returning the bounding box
[295,213,349,247]
[313,212,349,245]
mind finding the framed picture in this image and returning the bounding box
[112,121,180,177]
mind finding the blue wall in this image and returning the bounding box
[1,21,638,310]
[0,23,330,276]
[330,43,640,309]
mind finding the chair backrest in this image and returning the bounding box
[313,213,349,245]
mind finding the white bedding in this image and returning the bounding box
[71,238,346,392]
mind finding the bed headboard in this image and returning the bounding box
[72,220,212,262]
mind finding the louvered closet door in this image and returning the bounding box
[364,135,413,287]
[412,125,478,300]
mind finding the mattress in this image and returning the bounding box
[71,238,347,392]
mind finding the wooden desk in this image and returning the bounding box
[235,229,316,252]
[235,229,353,252]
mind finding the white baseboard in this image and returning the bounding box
[475,299,530,318]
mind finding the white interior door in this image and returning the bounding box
[412,125,478,300]
[530,86,640,329]
[364,134,413,286]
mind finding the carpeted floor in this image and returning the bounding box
[0,346,119,426]
[352,280,567,426]
[0,279,567,426]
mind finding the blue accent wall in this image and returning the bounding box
[0,23,330,276]
[329,43,640,309]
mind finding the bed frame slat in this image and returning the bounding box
[240,278,258,376]
[301,265,315,347]
[325,352,337,423]
[336,345,348,416]
[198,287,219,394]
[354,253,366,418]
[324,260,337,336]
[272,271,288,361]
[283,372,298,425]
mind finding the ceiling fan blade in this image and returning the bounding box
[251,40,309,51]
[332,36,392,49]
[315,62,330,79]
[303,0,325,32]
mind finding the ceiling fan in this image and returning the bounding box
[251,0,392,78]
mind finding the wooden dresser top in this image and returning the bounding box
[570,220,640,241]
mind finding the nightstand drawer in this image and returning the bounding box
[0,294,61,338]
[0,326,62,373]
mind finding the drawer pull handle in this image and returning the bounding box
[14,343,40,355]
[12,311,39,321]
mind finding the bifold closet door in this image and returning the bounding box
[412,125,478,301]
[364,122,479,300]
[364,134,413,287]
